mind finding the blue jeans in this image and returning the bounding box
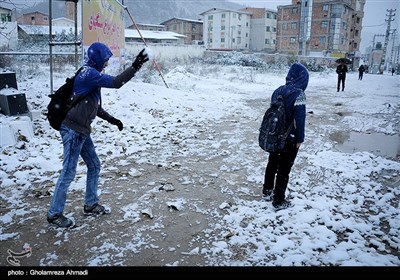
[48,124,101,218]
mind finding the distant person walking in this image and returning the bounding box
[358,65,365,80]
[392,68,395,76]
[336,62,348,92]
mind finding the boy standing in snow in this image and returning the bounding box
[47,42,150,228]
[262,62,309,210]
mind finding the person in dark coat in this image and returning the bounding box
[336,62,348,91]
[262,62,309,210]
[47,42,150,228]
[358,65,365,80]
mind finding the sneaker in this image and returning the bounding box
[83,203,109,216]
[262,189,273,202]
[272,199,293,211]
[47,214,74,228]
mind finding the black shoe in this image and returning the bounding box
[272,199,293,211]
[47,214,74,228]
[83,203,110,216]
[262,189,273,201]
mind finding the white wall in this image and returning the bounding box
[125,43,205,63]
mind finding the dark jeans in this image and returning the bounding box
[263,141,299,202]
[337,76,346,91]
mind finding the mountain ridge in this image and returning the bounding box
[18,0,244,25]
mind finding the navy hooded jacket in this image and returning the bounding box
[270,62,309,143]
[63,42,139,136]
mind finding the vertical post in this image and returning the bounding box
[49,0,53,94]
[74,0,78,69]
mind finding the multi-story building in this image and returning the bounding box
[240,7,277,52]
[276,0,364,58]
[160,18,203,45]
[200,8,252,50]
[17,11,49,26]
[0,6,18,50]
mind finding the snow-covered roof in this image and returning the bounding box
[18,25,186,40]
[124,29,186,40]
[199,8,253,16]
[160,17,203,25]
[18,24,78,35]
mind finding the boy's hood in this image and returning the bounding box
[85,42,113,71]
[285,62,309,91]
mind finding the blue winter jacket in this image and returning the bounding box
[63,42,138,136]
[271,62,309,143]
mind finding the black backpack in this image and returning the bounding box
[258,94,293,153]
[46,68,84,130]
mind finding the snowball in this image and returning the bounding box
[144,47,155,60]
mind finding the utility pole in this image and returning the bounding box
[382,8,396,69]
[389,30,397,68]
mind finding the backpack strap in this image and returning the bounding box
[66,67,86,112]
[278,89,294,141]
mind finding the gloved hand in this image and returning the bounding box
[108,117,123,131]
[132,49,149,71]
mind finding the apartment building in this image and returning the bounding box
[200,8,252,50]
[160,18,203,45]
[240,7,277,52]
[276,0,364,57]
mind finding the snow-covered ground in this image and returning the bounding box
[0,61,399,266]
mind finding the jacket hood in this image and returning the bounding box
[285,62,309,91]
[85,42,113,71]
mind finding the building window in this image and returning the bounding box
[1,13,11,22]
[266,26,270,32]
[323,4,329,11]
[355,30,359,36]
[292,7,298,14]
[221,25,225,30]
[192,35,195,40]
[266,13,271,19]
[290,37,297,43]
[273,39,276,44]
[221,38,225,43]
[282,23,287,30]
[265,38,270,44]
[274,14,277,19]
[208,15,213,20]
[321,21,328,28]
[43,16,48,21]
[222,13,226,19]
[320,36,326,44]
[273,27,276,32]
[246,33,248,37]
[291,22,297,29]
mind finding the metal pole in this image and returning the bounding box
[49,0,53,94]
[124,6,169,88]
